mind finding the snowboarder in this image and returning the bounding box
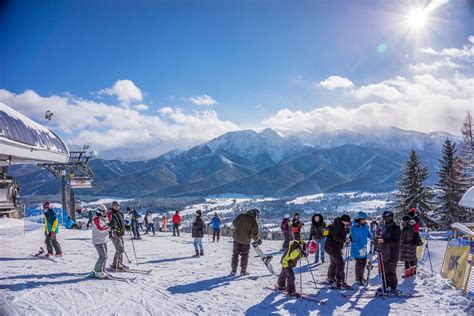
[108,201,127,270]
[145,211,155,235]
[172,211,181,236]
[127,207,141,240]
[86,209,93,229]
[43,201,62,257]
[324,214,351,289]
[192,210,205,257]
[291,212,304,240]
[280,214,291,252]
[376,211,401,295]
[92,205,109,278]
[309,213,326,264]
[231,209,261,276]
[400,215,423,278]
[350,211,371,285]
[210,212,221,242]
[276,239,307,296]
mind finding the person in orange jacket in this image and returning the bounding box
[172,211,181,236]
[162,216,168,232]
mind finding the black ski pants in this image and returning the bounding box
[212,228,220,242]
[172,224,180,236]
[382,260,398,290]
[277,267,296,294]
[355,258,367,281]
[231,241,250,273]
[326,247,345,284]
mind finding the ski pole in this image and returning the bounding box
[344,245,350,284]
[305,255,319,292]
[123,248,132,264]
[299,248,303,300]
[130,236,138,265]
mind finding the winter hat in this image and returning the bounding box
[96,205,107,216]
[294,212,300,217]
[357,211,368,220]
[382,211,394,220]
[43,201,51,209]
[341,214,351,223]
[196,210,202,216]
[284,214,290,219]
[408,208,417,215]
[402,215,413,222]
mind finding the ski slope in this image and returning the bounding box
[0,218,472,316]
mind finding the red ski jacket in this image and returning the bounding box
[172,214,181,225]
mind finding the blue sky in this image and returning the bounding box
[0,0,472,158]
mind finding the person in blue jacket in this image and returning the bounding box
[210,212,221,242]
[350,211,371,285]
[43,201,62,257]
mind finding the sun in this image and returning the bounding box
[406,7,429,30]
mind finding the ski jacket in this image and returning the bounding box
[309,214,326,240]
[292,218,303,234]
[172,214,181,225]
[324,217,347,253]
[350,220,371,259]
[108,209,126,236]
[211,216,221,230]
[92,215,109,245]
[281,218,290,236]
[129,209,141,222]
[232,211,259,245]
[192,215,205,238]
[146,214,153,225]
[399,220,422,262]
[44,208,59,234]
[281,240,306,268]
[380,219,401,263]
[64,217,75,229]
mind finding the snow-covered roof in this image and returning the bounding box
[0,103,68,164]
[451,222,474,237]
[459,186,474,208]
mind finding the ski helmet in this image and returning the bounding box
[357,211,368,220]
[307,240,318,254]
[284,213,290,219]
[96,205,107,216]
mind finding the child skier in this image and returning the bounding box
[280,214,291,252]
[400,215,423,278]
[192,210,205,257]
[350,211,371,285]
[91,205,109,278]
[43,201,62,257]
[309,213,326,264]
[291,212,304,240]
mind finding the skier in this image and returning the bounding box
[192,210,205,257]
[86,209,93,229]
[350,211,371,285]
[400,215,423,278]
[376,211,401,296]
[309,213,326,264]
[407,208,421,233]
[291,212,304,240]
[276,239,307,296]
[280,214,291,252]
[231,209,261,276]
[172,211,181,236]
[145,211,155,235]
[108,201,127,270]
[210,212,221,242]
[324,214,351,289]
[127,207,141,240]
[91,205,109,278]
[43,201,62,257]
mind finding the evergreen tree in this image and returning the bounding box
[460,112,474,187]
[435,139,469,228]
[396,149,436,228]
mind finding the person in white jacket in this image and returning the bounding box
[92,205,110,278]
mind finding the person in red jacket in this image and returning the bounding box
[172,211,181,237]
[408,208,420,233]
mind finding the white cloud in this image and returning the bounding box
[319,76,354,90]
[419,38,474,59]
[190,94,217,106]
[99,79,143,103]
[409,59,461,72]
[133,104,149,111]
[353,83,402,100]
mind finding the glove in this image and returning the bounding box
[255,239,263,246]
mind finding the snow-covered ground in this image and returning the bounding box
[0,218,472,315]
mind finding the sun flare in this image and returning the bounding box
[406,7,428,30]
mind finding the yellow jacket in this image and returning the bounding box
[281,240,306,268]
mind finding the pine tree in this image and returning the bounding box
[460,112,474,187]
[396,149,436,228]
[435,139,469,228]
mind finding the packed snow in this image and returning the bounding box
[0,218,472,315]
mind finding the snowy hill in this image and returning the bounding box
[1,218,472,315]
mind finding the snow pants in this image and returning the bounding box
[231,241,250,273]
[282,234,290,251]
[45,233,62,255]
[193,238,203,252]
[94,243,108,272]
[111,235,124,269]
[173,224,180,236]
[212,228,220,242]
[383,260,398,291]
[355,258,367,281]
[277,267,296,294]
[326,248,345,284]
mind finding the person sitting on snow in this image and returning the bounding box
[43,201,62,257]
[91,205,109,278]
[350,211,371,286]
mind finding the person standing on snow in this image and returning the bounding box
[324,214,351,289]
[350,211,371,285]
[309,213,326,264]
[280,214,291,252]
[108,201,127,270]
[276,239,309,296]
[162,215,168,232]
[231,209,262,276]
[43,201,62,257]
[210,212,221,242]
[400,215,423,278]
[86,209,93,229]
[377,211,401,295]
[91,205,109,278]
[172,211,181,236]
[407,208,421,233]
[145,211,155,235]
[127,207,141,240]
[291,212,304,240]
[192,210,205,257]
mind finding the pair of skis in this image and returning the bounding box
[265,286,326,304]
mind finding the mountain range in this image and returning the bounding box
[10,126,459,198]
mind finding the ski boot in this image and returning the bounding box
[389,289,403,296]
[55,253,63,257]
[192,251,200,258]
[91,271,108,279]
[200,250,204,257]
[375,287,387,296]
[240,271,249,276]
[274,284,285,291]
[230,271,237,276]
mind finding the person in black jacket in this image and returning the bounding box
[324,214,351,288]
[400,215,422,278]
[192,210,205,258]
[291,212,304,240]
[108,201,127,270]
[309,214,326,264]
[377,211,401,295]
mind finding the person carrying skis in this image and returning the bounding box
[172,211,181,236]
[324,214,351,289]
[127,207,141,240]
[276,239,307,296]
[86,209,93,229]
[309,213,326,264]
[280,214,291,252]
[400,215,423,278]
[376,211,401,296]
[210,212,221,242]
[43,201,62,257]
[192,210,205,257]
[291,212,304,240]
[92,205,109,278]
[231,209,261,276]
[145,211,155,235]
[350,211,371,285]
[108,201,127,270]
